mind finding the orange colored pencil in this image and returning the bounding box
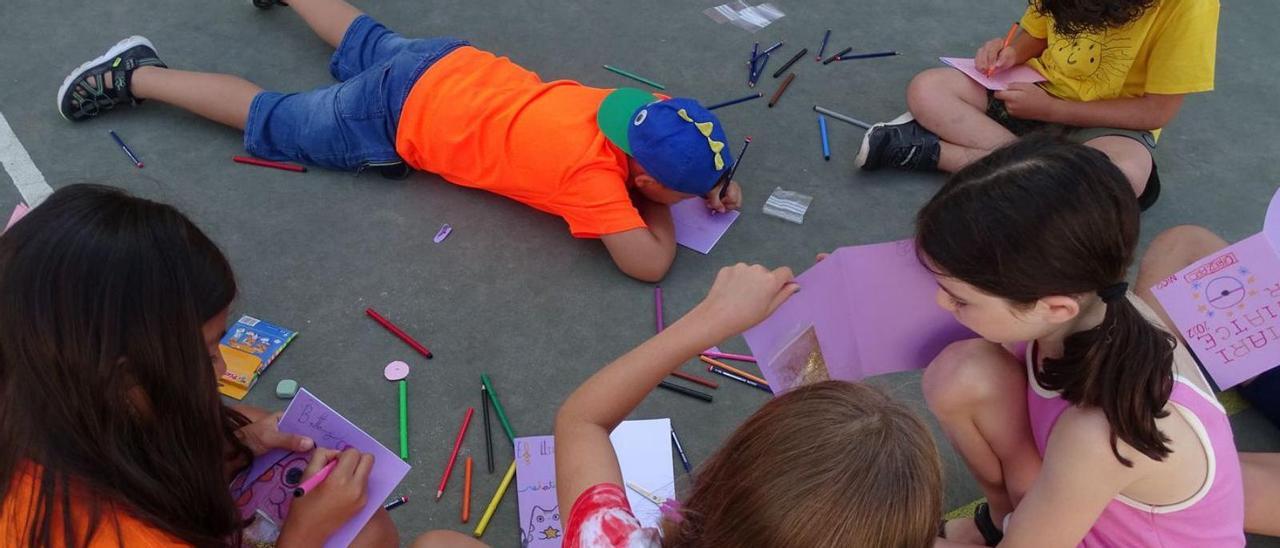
[462,456,473,523]
[699,356,769,386]
[988,21,1019,77]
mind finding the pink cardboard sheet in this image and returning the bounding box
[940,57,1046,91]
[1152,187,1280,389]
[743,239,974,393]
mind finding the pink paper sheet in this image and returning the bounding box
[230,388,410,548]
[671,198,739,254]
[1152,187,1280,389]
[743,239,974,392]
[939,57,1046,91]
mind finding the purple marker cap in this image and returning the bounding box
[433,224,452,244]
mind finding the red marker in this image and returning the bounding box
[437,407,475,500]
[366,308,433,359]
[233,155,307,173]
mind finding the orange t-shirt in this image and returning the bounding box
[2,463,188,547]
[395,47,646,239]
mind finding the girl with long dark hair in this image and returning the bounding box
[0,185,394,547]
[919,137,1244,547]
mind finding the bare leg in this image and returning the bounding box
[348,508,400,547]
[130,66,260,130]
[923,339,1043,538]
[907,68,1018,172]
[413,530,489,547]
[1085,136,1152,198]
[286,0,365,49]
[1242,453,1280,536]
[1134,225,1229,335]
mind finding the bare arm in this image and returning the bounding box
[555,264,798,515]
[998,408,1146,547]
[600,198,677,282]
[1049,93,1185,131]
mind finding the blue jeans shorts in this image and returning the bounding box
[243,15,467,171]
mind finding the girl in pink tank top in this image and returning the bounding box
[916,136,1245,547]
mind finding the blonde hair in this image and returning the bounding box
[661,381,942,548]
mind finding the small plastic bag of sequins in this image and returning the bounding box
[762,187,812,224]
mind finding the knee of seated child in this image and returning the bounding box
[923,339,1021,413]
[348,508,399,548]
[906,67,972,111]
[412,529,488,548]
[1148,225,1225,261]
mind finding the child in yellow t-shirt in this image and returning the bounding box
[857,0,1219,208]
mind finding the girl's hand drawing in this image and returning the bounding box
[279,448,375,546]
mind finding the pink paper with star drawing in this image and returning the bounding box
[1152,186,1280,389]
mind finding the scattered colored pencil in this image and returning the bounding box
[658,380,714,402]
[817,29,832,61]
[398,380,409,459]
[813,105,872,129]
[366,308,433,359]
[671,429,693,476]
[108,130,143,168]
[670,370,719,389]
[462,456,473,523]
[480,375,516,443]
[989,21,1020,77]
[481,384,494,473]
[384,496,408,511]
[750,54,770,87]
[768,73,796,108]
[774,48,808,78]
[655,286,664,333]
[823,47,853,65]
[701,350,757,363]
[293,460,337,497]
[698,355,769,385]
[707,365,773,394]
[719,137,752,201]
[602,64,665,90]
[437,407,475,500]
[472,461,516,538]
[232,155,306,173]
[818,114,830,161]
[754,41,784,61]
[706,93,762,111]
[837,51,899,61]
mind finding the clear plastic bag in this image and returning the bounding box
[763,187,812,224]
[703,1,785,32]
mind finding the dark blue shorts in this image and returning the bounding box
[243,15,467,171]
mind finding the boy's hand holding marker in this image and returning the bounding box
[706,180,743,213]
[278,447,375,547]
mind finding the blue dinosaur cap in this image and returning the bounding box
[597,88,733,195]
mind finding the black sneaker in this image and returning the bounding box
[855,112,941,171]
[250,0,289,8]
[57,36,167,122]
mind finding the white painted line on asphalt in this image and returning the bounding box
[0,112,52,206]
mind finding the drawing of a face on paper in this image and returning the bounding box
[768,325,829,393]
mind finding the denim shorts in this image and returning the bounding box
[244,15,468,171]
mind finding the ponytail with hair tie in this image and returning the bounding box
[1098,282,1129,303]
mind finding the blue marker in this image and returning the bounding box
[817,29,832,61]
[109,130,143,168]
[671,429,693,476]
[818,114,830,161]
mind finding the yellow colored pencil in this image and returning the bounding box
[699,356,769,386]
[472,461,517,538]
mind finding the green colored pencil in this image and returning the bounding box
[480,374,516,443]
[602,65,666,90]
[398,380,409,460]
